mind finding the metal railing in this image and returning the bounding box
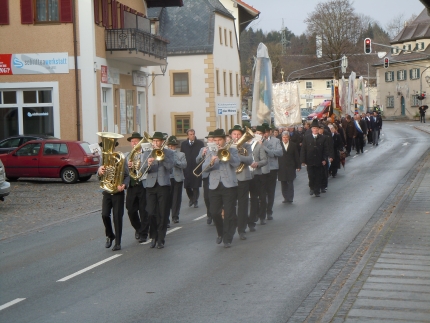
[105,29,168,60]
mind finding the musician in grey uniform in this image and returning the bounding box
[229,125,253,240]
[202,129,240,248]
[142,132,174,249]
[167,136,187,224]
[195,131,214,224]
[248,125,269,229]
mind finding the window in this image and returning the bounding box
[173,73,189,95]
[403,44,412,52]
[43,143,68,155]
[0,0,10,25]
[223,71,227,95]
[416,42,425,50]
[306,99,313,109]
[174,115,190,136]
[326,80,333,89]
[386,96,394,108]
[411,94,420,107]
[391,47,399,54]
[20,0,72,24]
[224,29,227,46]
[0,138,20,148]
[410,68,420,80]
[36,0,59,22]
[219,27,222,44]
[229,73,233,96]
[229,31,233,48]
[306,81,312,89]
[16,143,41,156]
[397,70,407,81]
[385,71,394,82]
[236,73,239,96]
[216,70,220,95]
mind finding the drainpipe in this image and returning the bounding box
[72,0,81,140]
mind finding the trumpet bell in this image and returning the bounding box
[151,149,165,161]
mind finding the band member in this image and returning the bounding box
[229,125,253,240]
[125,132,149,243]
[301,119,333,197]
[167,136,187,224]
[196,131,214,224]
[98,145,129,251]
[181,129,204,208]
[202,129,240,248]
[142,132,174,249]
[262,123,283,220]
[278,131,300,203]
[248,125,269,229]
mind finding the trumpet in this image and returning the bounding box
[140,136,168,178]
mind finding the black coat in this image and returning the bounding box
[300,133,331,166]
[331,133,343,169]
[278,141,300,182]
[370,115,382,131]
[180,138,204,188]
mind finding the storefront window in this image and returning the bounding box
[3,91,17,104]
[23,107,54,136]
[24,91,38,103]
[38,90,52,103]
[0,108,19,140]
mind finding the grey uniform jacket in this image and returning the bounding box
[170,150,187,182]
[236,143,253,181]
[251,142,269,175]
[263,137,283,170]
[202,148,240,189]
[196,147,209,179]
[141,148,174,187]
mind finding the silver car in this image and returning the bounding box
[0,159,10,201]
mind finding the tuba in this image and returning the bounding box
[235,126,255,174]
[97,132,126,194]
[128,131,151,180]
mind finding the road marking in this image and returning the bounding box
[193,214,207,221]
[364,150,368,153]
[380,139,384,142]
[141,227,182,245]
[402,142,409,146]
[0,298,26,311]
[353,155,357,158]
[57,255,122,282]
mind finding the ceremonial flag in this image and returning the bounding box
[272,81,301,126]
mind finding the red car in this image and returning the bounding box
[0,140,100,184]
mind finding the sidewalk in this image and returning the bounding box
[414,122,430,134]
[333,152,430,322]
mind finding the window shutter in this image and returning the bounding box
[101,0,108,27]
[409,69,413,79]
[385,72,388,82]
[404,70,407,80]
[0,0,9,25]
[391,71,394,81]
[20,0,33,24]
[60,0,72,23]
[94,0,99,24]
[397,71,400,80]
[111,0,117,29]
[417,68,420,79]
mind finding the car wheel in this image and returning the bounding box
[61,167,78,184]
[79,175,92,182]
[6,175,19,181]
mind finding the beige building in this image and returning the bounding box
[0,0,182,146]
[375,9,430,119]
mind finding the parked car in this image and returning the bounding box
[301,109,311,122]
[0,140,100,184]
[0,159,10,201]
[0,135,58,154]
[242,112,251,122]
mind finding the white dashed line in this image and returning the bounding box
[364,150,368,153]
[353,155,357,158]
[0,298,26,311]
[193,214,207,221]
[141,227,182,244]
[57,255,122,282]
[402,142,409,146]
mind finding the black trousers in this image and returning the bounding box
[307,165,322,194]
[367,131,373,144]
[102,191,124,245]
[236,180,250,234]
[186,187,200,204]
[249,173,267,227]
[209,183,238,243]
[280,180,294,202]
[146,183,170,244]
[170,179,183,220]
[203,177,211,218]
[420,114,426,123]
[266,169,278,215]
[355,133,364,153]
[346,137,353,154]
[320,161,328,189]
[126,184,149,238]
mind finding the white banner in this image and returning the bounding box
[11,53,69,74]
[272,81,301,127]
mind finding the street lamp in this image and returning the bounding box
[147,60,168,87]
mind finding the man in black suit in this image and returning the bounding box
[369,111,382,146]
[277,131,301,203]
[365,112,372,144]
[180,129,204,208]
[301,119,333,197]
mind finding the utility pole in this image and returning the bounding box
[281,19,287,55]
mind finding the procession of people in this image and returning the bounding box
[96,110,383,250]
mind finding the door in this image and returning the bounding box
[38,142,70,177]
[401,96,405,116]
[136,90,147,133]
[101,88,114,132]
[7,142,41,177]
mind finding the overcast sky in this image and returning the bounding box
[242,0,425,35]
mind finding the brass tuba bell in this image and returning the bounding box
[235,126,255,174]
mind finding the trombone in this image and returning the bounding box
[140,135,168,178]
[193,143,217,177]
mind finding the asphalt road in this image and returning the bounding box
[1,122,429,323]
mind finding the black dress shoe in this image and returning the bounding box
[207,217,212,224]
[173,218,179,224]
[239,233,247,240]
[249,226,256,232]
[157,243,164,249]
[135,232,140,240]
[189,200,193,207]
[260,219,266,225]
[309,189,314,196]
[224,242,231,248]
[138,235,147,243]
[267,216,273,220]
[315,193,320,197]
[282,200,287,203]
[112,244,121,251]
[194,202,198,208]
[321,188,327,193]
[288,200,293,203]
[105,236,115,248]
[216,236,222,244]
[150,239,157,248]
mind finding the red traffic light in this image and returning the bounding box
[364,38,372,54]
[384,57,389,68]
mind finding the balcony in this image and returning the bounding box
[105,29,168,67]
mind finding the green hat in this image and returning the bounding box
[150,131,166,140]
[167,135,179,145]
[262,122,270,129]
[310,119,320,128]
[205,131,215,139]
[127,132,143,142]
[212,128,226,138]
[229,124,244,134]
[255,125,265,133]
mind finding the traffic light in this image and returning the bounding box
[364,38,371,54]
[384,57,389,68]
[418,93,426,100]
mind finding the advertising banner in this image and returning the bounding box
[0,53,69,75]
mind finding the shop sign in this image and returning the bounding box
[101,65,108,83]
[216,103,237,115]
[132,71,147,87]
[0,53,69,75]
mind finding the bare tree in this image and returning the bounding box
[305,0,364,79]
[386,13,417,39]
